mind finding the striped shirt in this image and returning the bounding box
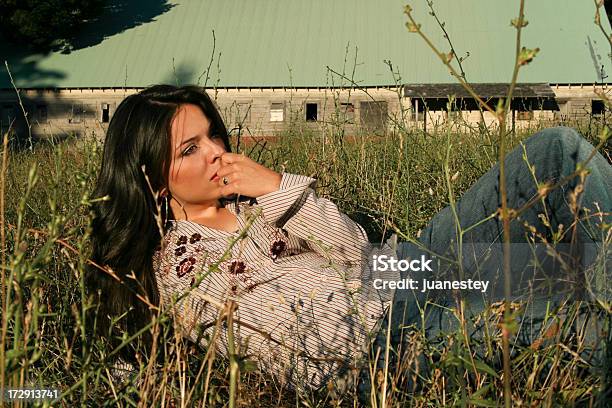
[153,173,399,390]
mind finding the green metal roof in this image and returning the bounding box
[1,0,610,89]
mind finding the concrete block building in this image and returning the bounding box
[0,0,610,140]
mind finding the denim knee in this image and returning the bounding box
[534,126,582,147]
[536,127,593,166]
[539,126,582,142]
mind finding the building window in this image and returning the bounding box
[37,105,48,123]
[592,99,606,116]
[305,103,318,121]
[340,102,355,122]
[270,103,284,122]
[101,103,110,123]
[69,103,95,123]
[360,101,388,131]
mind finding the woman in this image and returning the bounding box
[88,84,611,396]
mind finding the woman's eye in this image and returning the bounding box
[182,144,197,156]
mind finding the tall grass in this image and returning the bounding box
[0,104,609,406]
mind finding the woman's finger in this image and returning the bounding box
[216,163,236,177]
[219,174,230,187]
[220,152,246,164]
[219,181,239,197]
[218,171,238,187]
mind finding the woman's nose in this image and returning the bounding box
[205,138,224,162]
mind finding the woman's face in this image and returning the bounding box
[167,103,227,211]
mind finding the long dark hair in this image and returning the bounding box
[88,85,231,361]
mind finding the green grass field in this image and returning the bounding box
[0,113,610,406]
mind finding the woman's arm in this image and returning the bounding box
[214,153,384,267]
[255,173,374,265]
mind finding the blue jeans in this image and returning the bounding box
[358,127,611,402]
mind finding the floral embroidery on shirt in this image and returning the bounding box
[227,259,255,294]
[229,260,246,274]
[176,256,196,277]
[190,233,202,244]
[262,224,289,260]
[270,239,287,259]
[175,246,187,256]
[176,235,188,246]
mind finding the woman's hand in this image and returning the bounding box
[217,153,282,198]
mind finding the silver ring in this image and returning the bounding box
[222,176,229,185]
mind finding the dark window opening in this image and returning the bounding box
[101,103,110,123]
[305,103,318,121]
[423,98,449,111]
[37,105,47,123]
[511,98,534,111]
[592,100,605,115]
[541,98,560,111]
[410,98,467,121]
